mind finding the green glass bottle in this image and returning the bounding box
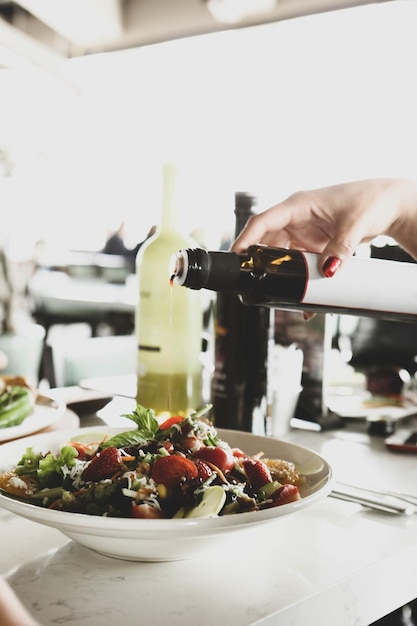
[135,162,203,416]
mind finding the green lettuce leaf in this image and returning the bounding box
[15,445,78,488]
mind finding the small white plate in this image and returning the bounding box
[0,394,66,443]
[0,426,333,561]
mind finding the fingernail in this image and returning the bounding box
[322,256,341,278]
[303,311,316,321]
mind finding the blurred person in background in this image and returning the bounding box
[102,222,132,257]
[102,222,156,272]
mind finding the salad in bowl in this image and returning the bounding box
[0,404,332,561]
[0,404,303,519]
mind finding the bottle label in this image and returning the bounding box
[303,252,417,315]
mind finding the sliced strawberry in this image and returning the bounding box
[271,483,300,507]
[81,446,122,482]
[151,455,198,490]
[193,458,213,482]
[159,416,185,430]
[192,446,235,473]
[132,503,165,519]
[242,457,273,491]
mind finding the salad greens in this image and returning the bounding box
[15,445,78,488]
[0,403,302,519]
[101,404,213,449]
[0,385,34,429]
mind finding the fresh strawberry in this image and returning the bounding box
[242,457,272,491]
[193,458,213,482]
[151,455,198,490]
[81,447,122,482]
[271,483,300,507]
[193,445,235,473]
[158,416,185,430]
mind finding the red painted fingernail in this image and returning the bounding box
[322,256,341,278]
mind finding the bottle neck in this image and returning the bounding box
[234,192,257,238]
[159,162,182,233]
[172,248,244,291]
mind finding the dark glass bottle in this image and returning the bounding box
[209,193,270,431]
[170,244,417,323]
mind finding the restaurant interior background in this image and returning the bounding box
[1,0,417,394]
[3,0,417,255]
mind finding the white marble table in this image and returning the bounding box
[1,399,417,626]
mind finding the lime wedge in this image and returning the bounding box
[185,485,226,519]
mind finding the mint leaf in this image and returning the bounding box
[122,404,159,435]
[101,404,159,449]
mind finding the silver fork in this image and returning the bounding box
[337,481,417,506]
[330,482,417,515]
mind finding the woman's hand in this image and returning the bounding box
[231,178,417,274]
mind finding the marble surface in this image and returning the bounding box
[2,395,417,626]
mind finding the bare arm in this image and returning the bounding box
[0,578,40,626]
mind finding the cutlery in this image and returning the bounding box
[330,483,417,515]
[329,491,414,515]
[337,481,417,506]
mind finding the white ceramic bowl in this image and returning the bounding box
[0,427,333,561]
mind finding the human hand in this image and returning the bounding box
[231,178,417,275]
[0,577,40,626]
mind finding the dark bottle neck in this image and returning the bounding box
[179,248,243,291]
[234,192,257,238]
[177,246,308,302]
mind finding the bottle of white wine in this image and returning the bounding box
[135,162,204,416]
[170,244,417,322]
